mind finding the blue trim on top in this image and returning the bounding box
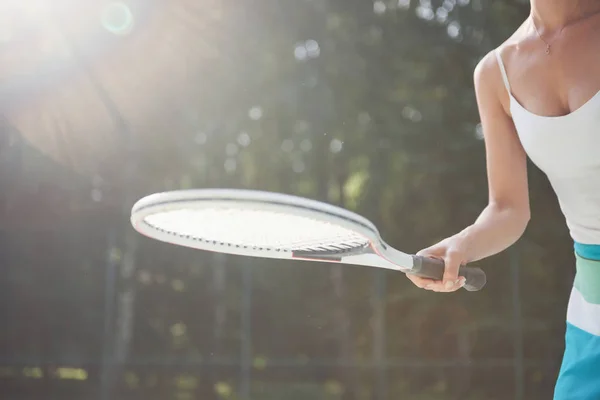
[574,242,600,261]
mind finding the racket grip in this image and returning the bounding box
[411,255,487,292]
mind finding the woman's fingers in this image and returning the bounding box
[409,244,467,292]
[405,274,435,289]
[426,276,465,292]
[442,251,463,290]
[405,274,465,292]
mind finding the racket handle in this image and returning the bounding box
[411,255,487,292]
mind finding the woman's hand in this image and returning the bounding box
[407,235,469,293]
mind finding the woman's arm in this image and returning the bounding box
[408,49,531,292]
[458,49,531,261]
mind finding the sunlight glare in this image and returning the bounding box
[101,2,134,36]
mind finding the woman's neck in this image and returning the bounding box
[530,0,593,32]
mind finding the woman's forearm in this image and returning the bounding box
[455,202,530,262]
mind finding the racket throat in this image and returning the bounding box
[343,252,411,272]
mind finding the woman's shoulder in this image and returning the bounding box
[474,19,530,87]
[482,19,529,63]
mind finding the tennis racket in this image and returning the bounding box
[130,189,486,291]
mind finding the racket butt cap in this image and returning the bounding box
[461,268,486,291]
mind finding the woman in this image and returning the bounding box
[407,1,600,398]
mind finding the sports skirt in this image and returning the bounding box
[554,243,600,400]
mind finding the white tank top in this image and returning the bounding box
[495,50,600,245]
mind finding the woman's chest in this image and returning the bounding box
[507,25,600,119]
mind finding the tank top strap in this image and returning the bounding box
[494,49,511,94]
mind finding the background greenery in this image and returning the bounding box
[0,0,575,399]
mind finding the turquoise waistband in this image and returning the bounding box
[574,242,600,261]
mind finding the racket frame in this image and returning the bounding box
[131,189,415,271]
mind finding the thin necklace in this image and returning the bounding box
[531,19,564,55]
[530,5,594,55]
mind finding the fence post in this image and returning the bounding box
[100,229,118,400]
[372,270,387,400]
[510,245,524,400]
[240,264,253,399]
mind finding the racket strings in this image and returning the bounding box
[143,207,369,252]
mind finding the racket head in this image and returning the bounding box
[130,189,384,260]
